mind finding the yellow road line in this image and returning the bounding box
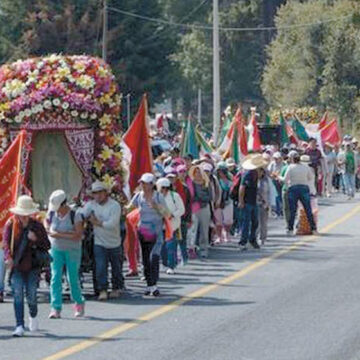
[42,203,360,360]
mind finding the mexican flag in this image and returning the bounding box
[218,108,248,164]
[247,111,262,152]
[122,94,153,193]
[291,116,309,142]
[280,113,299,145]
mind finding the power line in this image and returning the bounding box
[179,0,209,23]
[108,6,352,32]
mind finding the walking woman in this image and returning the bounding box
[189,166,212,258]
[156,178,185,275]
[129,173,170,297]
[214,162,233,243]
[45,190,85,319]
[3,195,50,337]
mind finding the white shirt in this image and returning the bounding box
[282,163,313,188]
[163,191,185,231]
[81,198,121,249]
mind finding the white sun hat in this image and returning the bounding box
[48,190,67,212]
[10,195,40,216]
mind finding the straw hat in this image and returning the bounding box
[300,155,311,164]
[241,154,269,170]
[10,195,40,216]
[189,165,209,186]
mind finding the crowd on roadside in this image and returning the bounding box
[0,134,359,337]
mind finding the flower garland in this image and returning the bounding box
[269,107,320,124]
[0,54,125,195]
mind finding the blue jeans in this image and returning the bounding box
[0,249,6,293]
[343,173,356,197]
[288,185,316,231]
[240,204,259,245]
[273,180,283,216]
[11,269,39,327]
[93,245,124,292]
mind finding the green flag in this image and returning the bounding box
[291,116,309,141]
[280,113,290,145]
[219,115,232,144]
[195,127,213,154]
[182,119,199,159]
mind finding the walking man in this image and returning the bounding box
[81,181,124,301]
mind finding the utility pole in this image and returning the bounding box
[213,0,220,146]
[126,94,131,129]
[197,88,202,126]
[102,0,108,62]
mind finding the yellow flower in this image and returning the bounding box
[102,173,115,189]
[47,54,61,63]
[114,151,122,161]
[73,62,86,73]
[76,75,95,90]
[0,102,10,112]
[97,66,108,78]
[0,127,6,136]
[100,146,113,161]
[100,94,111,104]
[4,79,26,98]
[55,66,71,79]
[93,160,103,175]
[99,114,112,128]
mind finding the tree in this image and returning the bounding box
[262,0,360,130]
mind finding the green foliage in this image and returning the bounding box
[262,0,360,131]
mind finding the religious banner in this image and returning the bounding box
[0,130,25,237]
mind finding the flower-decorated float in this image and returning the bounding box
[0,54,125,206]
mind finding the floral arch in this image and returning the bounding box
[0,54,125,201]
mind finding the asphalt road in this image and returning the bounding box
[1,194,360,360]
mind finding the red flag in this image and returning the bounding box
[123,95,153,193]
[234,108,248,158]
[320,118,341,146]
[0,130,26,237]
[318,111,328,130]
[248,110,262,151]
[157,114,163,129]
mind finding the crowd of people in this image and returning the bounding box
[0,134,359,337]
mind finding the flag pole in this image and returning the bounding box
[10,131,24,256]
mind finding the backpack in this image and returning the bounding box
[230,172,242,200]
[48,209,76,226]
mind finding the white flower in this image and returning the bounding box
[44,100,52,109]
[14,116,21,123]
[24,109,32,117]
[35,104,43,113]
[62,102,69,110]
[19,111,25,119]
[37,61,45,69]
[53,98,61,106]
[80,112,88,119]
[90,113,97,120]
[71,110,79,117]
